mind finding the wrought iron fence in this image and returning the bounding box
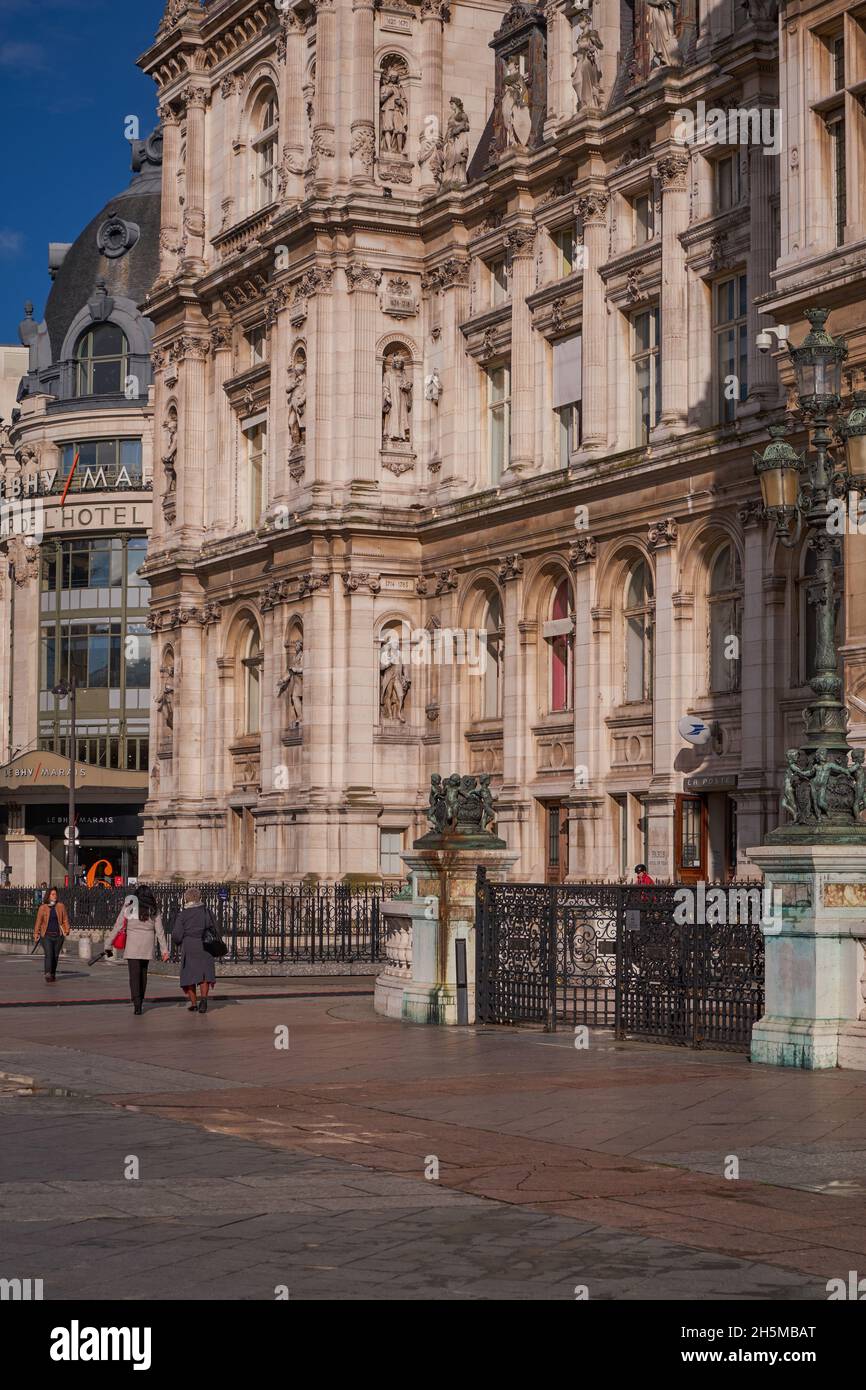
[476,871,766,1051]
[0,882,396,963]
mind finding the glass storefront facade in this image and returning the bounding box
[39,535,151,771]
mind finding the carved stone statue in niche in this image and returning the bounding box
[380,631,411,723]
[379,61,408,155]
[424,368,443,404]
[156,655,175,732]
[501,55,532,147]
[286,358,306,448]
[646,0,681,68]
[161,410,178,522]
[382,352,413,447]
[442,97,470,186]
[572,14,603,110]
[278,638,303,725]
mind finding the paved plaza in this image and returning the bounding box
[1,955,865,1300]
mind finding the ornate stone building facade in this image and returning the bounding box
[137,0,865,884]
[0,138,160,883]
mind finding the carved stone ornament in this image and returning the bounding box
[506,225,535,259]
[260,580,291,612]
[498,553,524,582]
[657,153,689,188]
[575,191,608,224]
[342,572,382,595]
[568,536,597,566]
[298,572,331,598]
[647,517,678,549]
[96,211,140,260]
[350,123,376,176]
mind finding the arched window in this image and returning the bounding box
[251,88,279,209]
[242,627,262,735]
[546,577,574,713]
[75,323,129,396]
[624,560,653,703]
[482,593,504,720]
[708,543,742,693]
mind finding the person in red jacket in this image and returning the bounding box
[634,863,654,885]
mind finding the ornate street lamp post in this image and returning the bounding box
[51,677,78,883]
[754,308,866,840]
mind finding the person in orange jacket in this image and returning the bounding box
[33,887,71,982]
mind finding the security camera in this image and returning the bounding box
[756,323,789,355]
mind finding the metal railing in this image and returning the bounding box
[0,882,398,963]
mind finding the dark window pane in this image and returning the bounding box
[110,539,124,587]
[92,359,122,394]
[110,632,122,686]
[92,324,125,356]
[127,539,147,582]
[88,635,109,687]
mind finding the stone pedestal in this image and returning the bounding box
[374,844,518,1025]
[748,844,866,1070]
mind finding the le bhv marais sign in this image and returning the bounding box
[0,467,145,500]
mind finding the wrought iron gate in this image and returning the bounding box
[475,870,765,1050]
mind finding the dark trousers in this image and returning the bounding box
[127,959,149,1008]
[42,935,62,978]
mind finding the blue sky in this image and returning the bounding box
[0,0,166,343]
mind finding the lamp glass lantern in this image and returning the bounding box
[788,307,847,407]
[754,425,802,515]
[840,390,866,486]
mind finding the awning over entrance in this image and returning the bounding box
[0,750,148,795]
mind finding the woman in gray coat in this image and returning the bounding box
[105,888,169,1015]
[171,887,217,1014]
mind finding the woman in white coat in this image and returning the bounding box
[106,888,169,1015]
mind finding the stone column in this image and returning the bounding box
[181,86,208,273]
[418,0,447,189]
[430,258,471,495]
[546,3,571,130]
[656,153,689,435]
[497,555,525,852]
[504,226,536,481]
[157,104,181,281]
[570,535,597,803]
[176,619,204,806]
[309,272,334,493]
[575,191,608,452]
[208,319,233,535]
[347,264,381,488]
[341,579,378,871]
[177,336,209,546]
[647,518,679,880]
[350,0,377,185]
[309,0,337,190]
[277,9,306,202]
[744,140,779,412]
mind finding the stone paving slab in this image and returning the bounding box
[1,960,864,1300]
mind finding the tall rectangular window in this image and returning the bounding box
[714,273,748,423]
[553,225,578,277]
[827,114,846,247]
[833,33,845,90]
[633,192,654,246]
[243,420,267,528]
[632,307,660,444]
[489,257,508,307]
[380,830,404,876]
[245,325,268,366]
[552,334,582,467]
[487,364,511,483]
[713,154,740,213]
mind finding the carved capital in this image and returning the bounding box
[575,190,608,224]
[647,517,678,549]
[505,225,536,259]
[568,536,597,566]
[657,153,690,189]
[298,572,331,598]
[346,261,382,293]
[498,553,524,583]
[420,0,451,20]
[342,571,382,595]
[260,580,291,612]
[738,498,767,529]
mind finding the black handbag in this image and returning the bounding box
[201,910,228,959]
